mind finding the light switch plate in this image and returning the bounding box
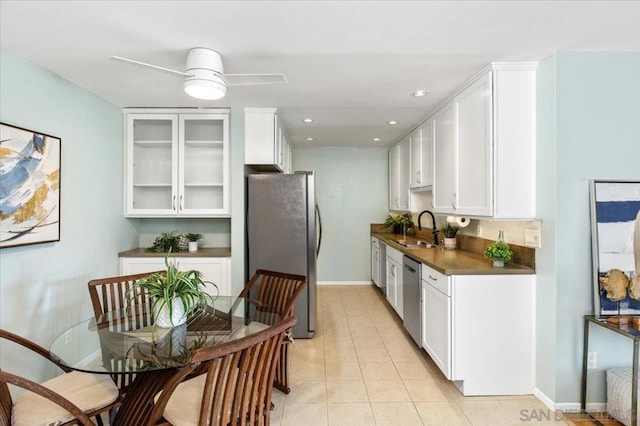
[524,228,541,248]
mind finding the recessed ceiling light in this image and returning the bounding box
[413,90,427,97]
[373,138,381,142]
[388,120,398,125]
[306,137,314,141]
[303,118,313,123]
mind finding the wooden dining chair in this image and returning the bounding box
[239,269,306,394]
[0,329,119,426]
[148,315,297,426]
[87,271,162,397]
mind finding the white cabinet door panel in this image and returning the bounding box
[455,72,492,216]
[422,280,451,379]
[433,105,455,213]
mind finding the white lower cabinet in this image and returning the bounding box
[421,267,451,379]
[421,264,534,395]
[119,256,231,296]
[371,237,381,286]
[385,246,404,318]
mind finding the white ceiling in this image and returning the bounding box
[1,1,639,148]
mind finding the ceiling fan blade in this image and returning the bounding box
[111,56,192,77]
[224,74,287,86]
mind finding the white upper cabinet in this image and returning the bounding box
[124,110,230,218]
[455,71,493,216]
[389,136,410,211]
[432,104,456,213]
[409,121,434,190]
[432,62,536,219]
[245,108,289,172]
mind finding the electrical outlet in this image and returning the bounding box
[587,352,597,369]
[477,225,483,237]
[64,330,73,344]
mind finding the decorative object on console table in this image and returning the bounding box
[439,223,459,250]
[483,231,513,267]
[0,123,61,249]
[128,251,218,327]
[590,180,640,316]
[186,233,204,253]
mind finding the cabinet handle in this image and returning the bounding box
[180,195,183,211]
[428,275,438,281]
[376,252,379,261]
[172,196,176,210]
[452,193,457,210]
[391,265,395,277]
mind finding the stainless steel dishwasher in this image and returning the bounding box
[402,256,421,346]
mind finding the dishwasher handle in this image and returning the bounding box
[404,264,416,274]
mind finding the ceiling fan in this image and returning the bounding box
[111,47,286,100]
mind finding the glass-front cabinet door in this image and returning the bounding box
[125,110,229,217]
[179,114,229,216]
[126,114,178,215]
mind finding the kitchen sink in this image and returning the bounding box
[394,240,433,249]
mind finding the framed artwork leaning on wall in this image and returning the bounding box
[0,122,61,249]
[590,180,640,316]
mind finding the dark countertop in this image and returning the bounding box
[372,232,534,276]
[119,247,232,258]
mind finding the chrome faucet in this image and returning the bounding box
[418,210,439,246]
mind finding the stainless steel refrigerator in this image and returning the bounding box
[247,172,321,338]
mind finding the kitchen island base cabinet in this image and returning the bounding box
[421,264,534,396]
[119,256,231,296]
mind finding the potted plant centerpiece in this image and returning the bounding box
[439,223,459,249]
[130,252,218,328]
[483,232,513,267]
[186,233,204,253]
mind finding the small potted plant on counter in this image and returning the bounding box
[438,223,459,250]
[148,231,181,253]
[483,232,513,267]
[186,233,204,253]
[384,213,415,235]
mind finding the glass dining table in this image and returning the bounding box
[49,296,279,425]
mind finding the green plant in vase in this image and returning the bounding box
[384,213,414,235]
[483,233,513,267]
[438,223,459,249]
[186,233,204,253]
[129,251,218,327]
[148,231,181,253]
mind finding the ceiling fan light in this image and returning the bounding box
[184,79,226,100]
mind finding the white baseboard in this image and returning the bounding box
[317,281,373,286]
[533,387,605,413]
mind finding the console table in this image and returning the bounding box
[582,315,640,426]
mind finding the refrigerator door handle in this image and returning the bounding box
[315,203,322,257]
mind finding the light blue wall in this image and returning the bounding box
[536,54,559,402]
[0,49,137,381]
[537,52,640,405]
[293,146,388,282]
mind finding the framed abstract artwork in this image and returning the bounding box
[590,180,640,316]
[0,122,61,248]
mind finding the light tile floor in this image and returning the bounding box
[270,285,568,426]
